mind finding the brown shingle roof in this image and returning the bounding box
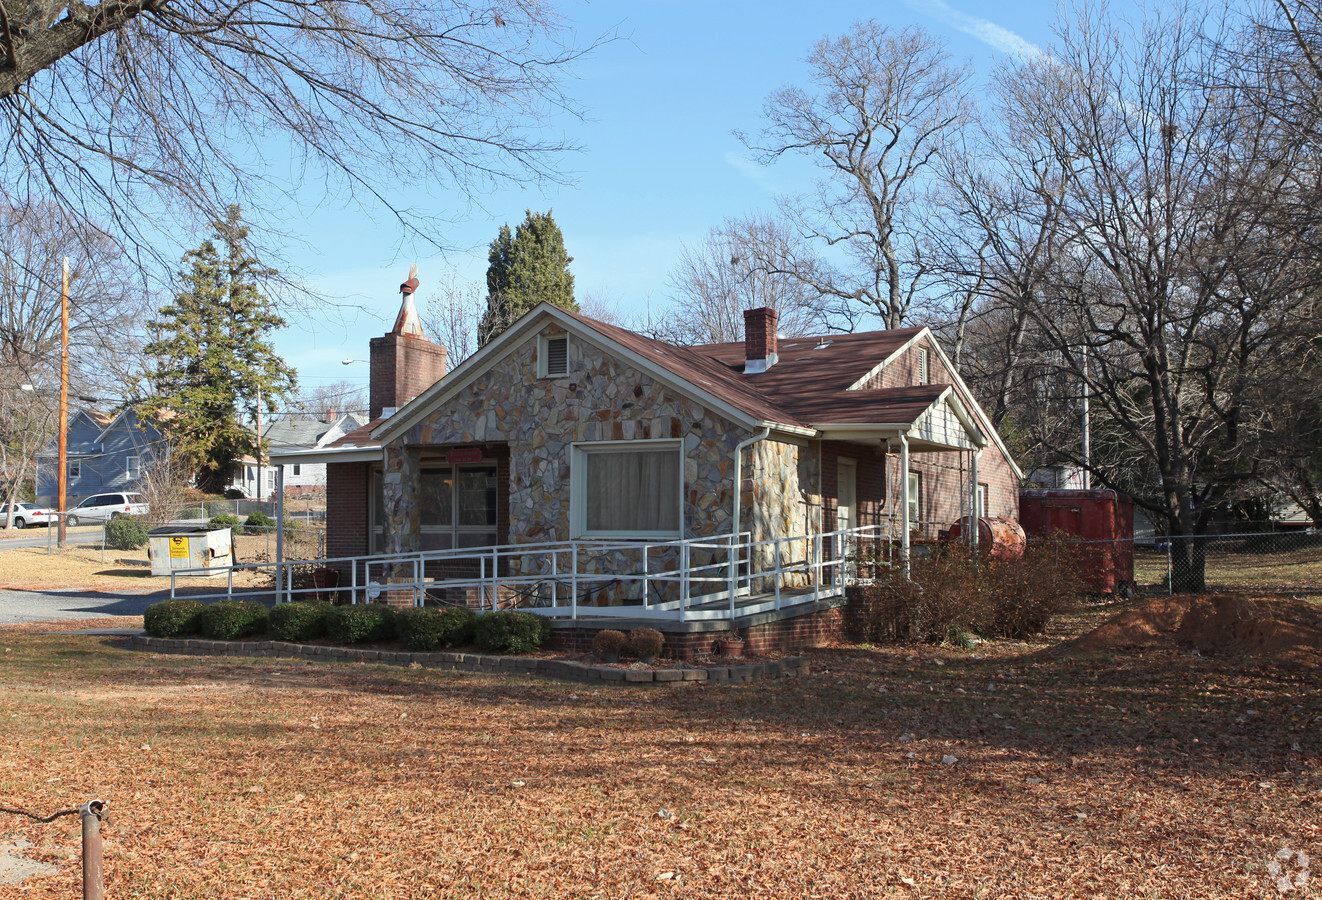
[327,417,386,449]
[564,310,936,429]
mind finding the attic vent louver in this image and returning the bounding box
[545,335,568,376]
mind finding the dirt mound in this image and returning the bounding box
[1056,594,1322,663]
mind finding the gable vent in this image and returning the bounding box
[545,335,568,376]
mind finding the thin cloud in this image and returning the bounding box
[724,151,780,191]
[905,0,1041,59]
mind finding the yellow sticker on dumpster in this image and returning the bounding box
[169,536,188,559]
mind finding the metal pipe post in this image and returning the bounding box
[79,799,106,900]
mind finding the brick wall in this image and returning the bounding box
[547,606,847,660]
[743,307,778,363]
[369,333,447,419]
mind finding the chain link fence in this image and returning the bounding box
[1072,530,1322,596]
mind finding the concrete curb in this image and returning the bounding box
[122,635,810,685]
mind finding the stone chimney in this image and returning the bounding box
[369,265,449,419]
[743,307,779,374]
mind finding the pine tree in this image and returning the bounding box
[144,206,297,494]
[478,210,576,345]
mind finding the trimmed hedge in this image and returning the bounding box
[105,515,150,550]
[325,603,397,645]
[269,602,328,642]
[199,599,269,640]
[628,627,665,661]
[473,611,552,655]
[396,606,477,651]
[143,598,205,637]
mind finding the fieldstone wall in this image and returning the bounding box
[744,439,822,588]
[382,325,753,600]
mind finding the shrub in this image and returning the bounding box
[473,611,552,655]
[269,602,328,642]
[105,515,151,550]
[325,603,397,644]
[397,606,477,651]
[246,511,275,529]
[209,513,243,536]
[199,599,269,640]
[143,598,205,637]
[627,627,665,660]
[853,542,1085,645]
[592,629,628,655]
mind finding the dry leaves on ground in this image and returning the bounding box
[0,597,1318,898]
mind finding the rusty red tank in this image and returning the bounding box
[946,515,1027,560]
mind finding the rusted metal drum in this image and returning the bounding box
[947,516,1027,559]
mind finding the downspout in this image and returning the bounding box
[731,426,771,544]
[730,426,771,605]
[899,432,911,580]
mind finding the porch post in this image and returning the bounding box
[969,449,979,553]
[899,433,911,579]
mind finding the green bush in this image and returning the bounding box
[143,598,205,637]
[473,611,552,655]
[105,515,150,550]
[269,602,328,642]
[396,606,477,651]
[246,511,275,529]
[325,603,397,644]
[199,599,269,640]
[209,513,243,536]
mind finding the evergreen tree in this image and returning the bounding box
[478,210,576,345]
[144,206,297,494]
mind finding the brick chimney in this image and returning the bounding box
[324,408,337,424]
[743,307,779,374]
[369,266,449,419]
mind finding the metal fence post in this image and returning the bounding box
[1167,539,1173,595]
[79,799,106,900]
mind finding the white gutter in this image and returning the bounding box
[731,426,771,543]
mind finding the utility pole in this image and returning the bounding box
[57,258,69,549]
[255,383,263,500]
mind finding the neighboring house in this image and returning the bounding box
[36,407,164,506]
[281,278,1023,631]
[228,411,364,499]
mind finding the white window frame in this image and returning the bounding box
[908,471,922,527]
[291,464,301,476]
[538,333,570,378]
[571,439,683,539]
[126,455,142,480]
[917,347,930,384]
[69,461,81,479]
[976,483,987,519]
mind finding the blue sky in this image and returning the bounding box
[276,0,1058,409]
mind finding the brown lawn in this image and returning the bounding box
[0,604,1319,899]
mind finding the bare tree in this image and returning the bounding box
[740,22,972,330]
[421,276,486,368]
[0,1,599,268]
[973,0,1322,589]
[287,381,368,421]
[660,215,828,344]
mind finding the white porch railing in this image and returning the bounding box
[167,525,894,623]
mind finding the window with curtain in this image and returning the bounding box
[574,442,681,538]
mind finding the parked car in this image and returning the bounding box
[4,502,55,529]
[66,492,150,526]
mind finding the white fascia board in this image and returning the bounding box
[374,302,773,444]
[923,339,1025,479]
[846,328,932,391]
[268,445,383,465]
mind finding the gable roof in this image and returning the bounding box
[367,303,1020,477]
[262,414,364,451]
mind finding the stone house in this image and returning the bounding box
[287,285,1024,631]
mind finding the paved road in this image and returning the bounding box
[0,526,108,550]
[0,587,163,625]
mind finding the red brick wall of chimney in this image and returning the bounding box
[369,334,448,419]
[743,307,778,362]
